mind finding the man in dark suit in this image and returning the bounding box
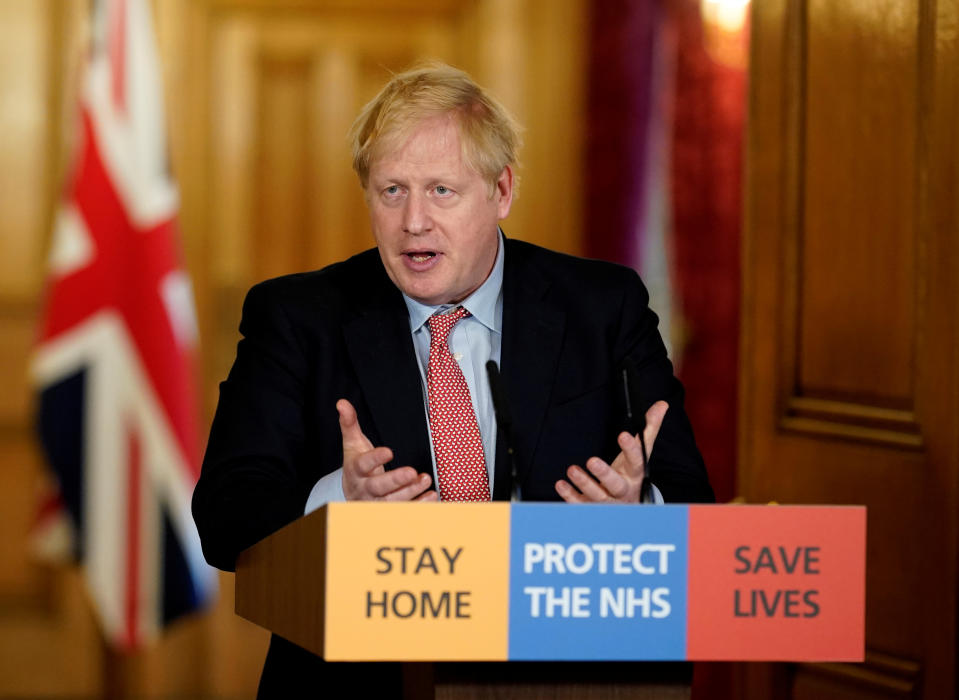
[193,62,712,697]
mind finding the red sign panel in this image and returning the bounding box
[687,505,866,661]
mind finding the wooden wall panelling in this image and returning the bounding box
[312,48,363,267]
[0,0,587,696]
[781,0,923,448]
[0,1,107,696]
[799,0,918,404]
[914,0,959,694]
[0,0,52,299]
[253,48,314,281]
[740,0,959,698]
[792,651,921,699]
[515,0,586,257]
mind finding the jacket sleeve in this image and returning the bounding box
[615,271,715,504]
[191,281,314,571]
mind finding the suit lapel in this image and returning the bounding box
[498,240,565,496]
[342,271,433,478]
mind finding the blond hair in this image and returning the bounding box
[349,62,522,195]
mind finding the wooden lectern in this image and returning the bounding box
[234,504,692,699]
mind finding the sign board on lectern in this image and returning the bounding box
[311,503,865,662]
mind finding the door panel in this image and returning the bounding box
[741,1,958,698]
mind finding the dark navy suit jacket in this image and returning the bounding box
[192,236,713,696]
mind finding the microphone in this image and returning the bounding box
[620,358,651,503]
[485,360,520,501]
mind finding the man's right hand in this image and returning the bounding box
[337,398,438,502]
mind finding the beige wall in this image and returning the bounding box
[0,1,587,696]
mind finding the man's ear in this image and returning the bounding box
[495,165,514,219]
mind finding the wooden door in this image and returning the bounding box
[740,0,959,698]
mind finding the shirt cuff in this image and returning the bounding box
[304,468,346,514]
[644,483,665,505]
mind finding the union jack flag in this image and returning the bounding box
[32,0,215,649]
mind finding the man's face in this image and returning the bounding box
[365,114,513,306]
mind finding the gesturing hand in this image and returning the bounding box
[554,401,668,503]
[337,399,438,502]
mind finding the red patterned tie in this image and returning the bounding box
[426,307,490,501]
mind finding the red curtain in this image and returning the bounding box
[584,3,746,693]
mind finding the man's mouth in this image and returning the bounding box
[405,251,437,263]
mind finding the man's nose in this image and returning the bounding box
[402,192,432,234]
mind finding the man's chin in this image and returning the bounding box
[405,290,451,306]
[396,279,448,306]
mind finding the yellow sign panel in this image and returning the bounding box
[324,502,510,661]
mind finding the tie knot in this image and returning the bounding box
[427,306,470,343]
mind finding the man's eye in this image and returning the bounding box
[434,185,451,196]
[384,185,401,196]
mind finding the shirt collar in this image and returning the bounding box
[403,230,505,334]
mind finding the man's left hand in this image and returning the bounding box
[554,401,668,503]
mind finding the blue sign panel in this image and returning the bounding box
[508,504,689,660]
